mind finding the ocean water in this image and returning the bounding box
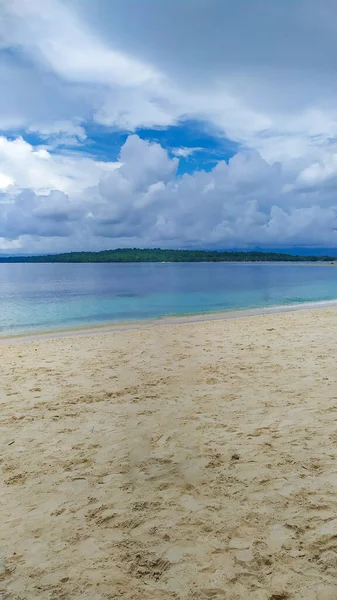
[0,262,337,335]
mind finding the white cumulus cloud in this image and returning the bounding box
[0,136,119,195]
[1,135,337,253]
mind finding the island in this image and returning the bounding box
[0,248,336,263]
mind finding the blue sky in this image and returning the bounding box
[2,0,337,253]
[10,119,238,175]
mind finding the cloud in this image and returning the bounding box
[1,135,337,252]
[0,43,95,133]
[4,0,337,164]
[2,0,158,87]
[2,0,337,251]
[1,0,174,133]
[28,120,87,149]
[172,147,203,158]
[0,189,84,239]
[0,135,119,195]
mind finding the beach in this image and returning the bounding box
[2,307,337,599]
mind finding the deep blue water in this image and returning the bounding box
[0,262,337,335]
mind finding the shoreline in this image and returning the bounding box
[2,297,337,343]
[3,303,337,597]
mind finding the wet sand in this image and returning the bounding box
[2,307,337,599]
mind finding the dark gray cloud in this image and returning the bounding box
[70,0,337,107]
[0,189,85,239]
[0,49,96,132]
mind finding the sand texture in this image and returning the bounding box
[2,308,337,599]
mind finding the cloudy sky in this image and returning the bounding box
[1,0,337,253]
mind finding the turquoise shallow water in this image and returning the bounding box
[1,262,337,335]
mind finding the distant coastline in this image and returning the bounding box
[0,248,336,263]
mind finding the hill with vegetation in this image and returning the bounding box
[0,248,336,263]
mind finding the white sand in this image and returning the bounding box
[2,308,337,599]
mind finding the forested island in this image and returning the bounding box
[0,248,336,263]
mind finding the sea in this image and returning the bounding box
[1,262,337,336]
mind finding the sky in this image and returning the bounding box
[2,0,337,253]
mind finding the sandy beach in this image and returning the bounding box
[2,307,337,599]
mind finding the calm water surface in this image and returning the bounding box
[0,262,337,335]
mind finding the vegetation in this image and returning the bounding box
[0,248,336,263]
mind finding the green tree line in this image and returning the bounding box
[0,248,335,263]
